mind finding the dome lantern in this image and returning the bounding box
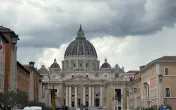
[105,58,107,63]
[77,24,85,38]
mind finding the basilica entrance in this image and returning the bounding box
[95,98,99,107]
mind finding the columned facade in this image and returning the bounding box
[39,26,130,109]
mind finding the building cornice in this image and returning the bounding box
[140,60,176,74]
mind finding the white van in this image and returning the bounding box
[23,106,42,110]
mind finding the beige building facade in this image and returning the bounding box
[0,32,9,93]
[140,56,176,109]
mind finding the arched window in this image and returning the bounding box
[165,88,170,97]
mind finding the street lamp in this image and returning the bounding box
[133,88,137,93]
[29,61,35,68]
[144,82,148,88]
[50,85,57,110]
[158,74,164,108]
[10,31,19,44]
[158,75,163,83]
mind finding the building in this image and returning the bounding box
[128,71,141,109]
[38,65,49,102]
[24,63,40,101]
[0,26,19,92]
[0,32,9,93]
[17,61,30,93]
[140,56,176,109]
[39,26,131,110]
[126,70,138,81]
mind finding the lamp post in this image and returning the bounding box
[29,61,35,101]
[50,85,57,110]
[29,61,35,69]
[10,31,19,44]
[158,74,163,108]
[10,31,19,92]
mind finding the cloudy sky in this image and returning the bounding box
[0,0,176,71]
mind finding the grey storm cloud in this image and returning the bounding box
[0,0,176,48]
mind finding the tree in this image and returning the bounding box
[0,90,29,110]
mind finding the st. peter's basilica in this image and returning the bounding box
[38,26,131,110]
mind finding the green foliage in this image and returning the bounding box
[141,105,157,110]
[0,90,29,110]
[166,104,172,110]
[25,100,52,110]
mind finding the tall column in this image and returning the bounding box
[48,86,51,107]
[83,87,85,105]
[76,60,79,69]
[66,86,68,106]
[69,60,71,70]
[29,61,35,101]
[44,86,49,106]
[9,45,17,91]
[59,84,64,106]
[69,86,72,107]
[75,86,77,107]
[121,88,123,109]
[56,88,59,106]
[100,86,103,106]
[90,60,92,70]
[127,94,129,110]
[89,86,92,106]
[92,86,94,106]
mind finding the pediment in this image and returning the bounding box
[66,75,91,81]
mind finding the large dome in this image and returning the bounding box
[64,25,97,58]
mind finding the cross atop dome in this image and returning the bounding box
[104,58,107,63]
[77,24,84,38]
[79,24,83,31]
[54,59,57,63]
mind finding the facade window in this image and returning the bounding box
[165,68,169,75]
[80,63,82,67]
[165,88,170,97]
[86,75,88,78]
[86,63,88,67]
[74,64,76,67]
[72,75,74,78]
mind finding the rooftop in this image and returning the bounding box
[155,56,176,61]
[126,70,139,73]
